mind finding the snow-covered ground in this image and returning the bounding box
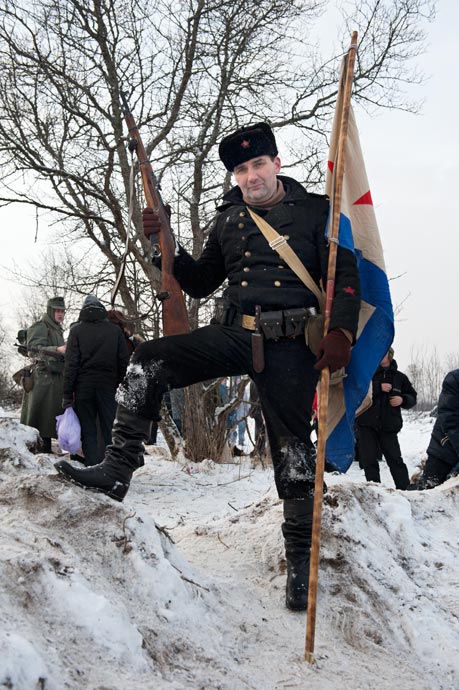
[0,408,458,690]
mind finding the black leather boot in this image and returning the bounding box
[282,497,314,611]
[54,405,152,502]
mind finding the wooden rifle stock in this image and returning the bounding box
[120,91,190,336]
[16,344,65,361]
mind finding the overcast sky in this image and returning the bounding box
[0,0,457,373]
[354,0,458,370]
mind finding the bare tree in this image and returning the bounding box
[0,315,23,408]
[444,352,459,374]
[407,345,446,410]
[0,0,436,456]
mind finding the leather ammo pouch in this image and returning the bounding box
[259,311,284,340]
[284,308,309,338]
[259,308,311,340]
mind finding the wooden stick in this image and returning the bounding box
[305,31,358,664]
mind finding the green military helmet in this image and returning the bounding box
[47,296,66,320]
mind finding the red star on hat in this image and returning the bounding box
[241,139,250,148]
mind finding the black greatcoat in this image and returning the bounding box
[117,175,361,499]
[172,175,359,331]
[64,305,130,465]
[63,314,129,397]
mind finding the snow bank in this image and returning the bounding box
[0,412,457,689]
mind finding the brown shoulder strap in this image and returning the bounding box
[247,207,325,311]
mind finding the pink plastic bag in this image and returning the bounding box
[56,408,81,454]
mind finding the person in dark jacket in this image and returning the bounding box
[55,122,361,610]
[356,348,417,489]
[408,369,459,490]
[62,296,130,466]
[20,296,67,453]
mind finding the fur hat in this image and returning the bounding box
[47,296,66,311]
[218,122,278,172]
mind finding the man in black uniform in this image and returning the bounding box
[55,123,360,610]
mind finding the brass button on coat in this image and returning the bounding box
[243,267,250,272]
[239,211,245,217]
[274,280,281,287]
[238,223,244,229]
[244,251,251,257]
[241,281,248,287]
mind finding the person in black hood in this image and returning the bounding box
[356,348,417,489]
[55,123,361,612]
[61,295,130,466]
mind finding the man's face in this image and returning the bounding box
[380,353,391,367]
[53,309,65,324]
[233,155,281,205]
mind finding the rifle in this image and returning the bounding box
[14,343,65,361]
[120,91,190,337]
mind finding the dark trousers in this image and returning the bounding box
[116,324,319,498]
[357,425,410,489]
[75,388,117,466]
[421,453,454,487]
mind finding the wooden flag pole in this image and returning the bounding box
[305,31,358,664]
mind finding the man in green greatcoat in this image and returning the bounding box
[20,297,67,453]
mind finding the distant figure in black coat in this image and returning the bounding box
[356,348,417,489]
[408,369,459,490]
[62,296,130,465]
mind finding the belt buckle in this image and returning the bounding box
[241,314,256,331]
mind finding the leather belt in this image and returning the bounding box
[227,312,257,330]
[226,309,310,336]
[241,314,256,331]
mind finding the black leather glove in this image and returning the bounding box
[314,329,352,373]
[62,395,74,409]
